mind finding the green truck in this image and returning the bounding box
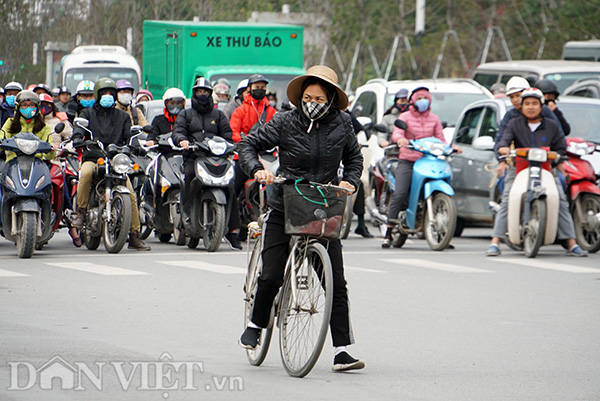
[142,21,305,100]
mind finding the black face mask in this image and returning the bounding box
[192,94,214,114]
[251,89,266,101]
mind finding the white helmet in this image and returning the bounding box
[4,81,23,92]
[162,87,185,101]
[236,79,249,94]
[505,76,530,96]
[521,87,545,104]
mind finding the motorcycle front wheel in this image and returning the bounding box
[523,199,546,258]
[103,193,132,254]
[16,211,37,259]
[425,193,456,251]
[170,202,186,246]
[573,194,600,253]
[202,200,226,252]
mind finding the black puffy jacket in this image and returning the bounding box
[238,108,363,212]
[72,103,131,163]
[171,106,232,159]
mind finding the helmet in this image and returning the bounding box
[521,87,544,104]
[51,87,61,97]
[116,79,135,91]
[76,80,95,95]
[59,86,71,95]
[236,79,249,95]
[213,83,230,96]
[162,87,185,101]
[395,88,409,99]
[94,77,117,101]
[5,82,23,92]
[248,74,269,85]
[35,83,51,95]
[136,89,153,103]
[0,88,4,95]
[39,93,54,103]
[26,84,36,91]
[192,77,213,92]
[408,86,430,102]
[217,78,231,89]
[15,90,40,107]
[534,79,559,97]
[505,76,530,96]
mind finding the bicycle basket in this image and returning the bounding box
[282,180,348,239]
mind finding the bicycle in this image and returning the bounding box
[243,177,351,377]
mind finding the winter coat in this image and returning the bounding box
[44,114,73,148]
[497,115,566,157]
[148,109,178,141]
[391,94,445,162]
[222,96,244,121]
[72,103,131,163]
[1,117,54,162]
[238,108,363,212]
[115,102,149,127]
[0,103,12,127]
[229,95,276,143]
[66,95,86,125]
[381,107,400,145]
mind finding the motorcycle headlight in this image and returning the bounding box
[34,175,46,189]
[208,139,227,156]
[429,143,445,157]
[14,138,40,155]
[111,153,133,174]
[5,175,16,190]
[195,162,213,184]
[527,148,547,162]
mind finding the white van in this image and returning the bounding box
[562,40,600,62]
[473,60,600,93]
[60,46,141,94]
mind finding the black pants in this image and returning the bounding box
[387,160,414,223]
[251,210,354,347]
[353,180,365,216]
[183,160,239,232]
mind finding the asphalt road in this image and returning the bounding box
[1,225,599,401]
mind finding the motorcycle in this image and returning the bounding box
[366,144,400,234]
[139,132,186,245]
[0,132,55,258]
[181,136,236,252]
[564,137,600,252]
[128,127,154,239]
[376,119,457,251]
[74,117,136,253]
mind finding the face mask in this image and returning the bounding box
[99,94,115,108]
[167,105,182,115]
[20,107,37,119]
[40,105,53,116]
[6,95,16,107]
[269,100,277,108]
[196,94,210,104]
[118,93,132,105]
[80,99,95,108]
[251,89,266,100]
[415,98,430,113]
[301,100,330,120]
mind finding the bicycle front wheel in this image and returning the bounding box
[279,241,333,377]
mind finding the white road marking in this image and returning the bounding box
[381,258,493,273]
[44,262,150,276]
[493,259,600,273]
[158,261,246,274]
[0,269,30,277]
[346,266,386,273]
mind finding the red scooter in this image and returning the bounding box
[564,137,600,253]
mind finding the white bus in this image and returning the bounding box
[562,40,600,62]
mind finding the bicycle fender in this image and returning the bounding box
[424,180,454,199]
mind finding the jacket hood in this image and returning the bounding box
[409,88,432,116]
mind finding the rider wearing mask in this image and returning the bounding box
[171,78,242,250]
[382,87,461,248]
[486,88,586,257]
[145,87,186,146]
[213,83,231,110]
[1,82,24,126]
[222,79,249,121]
[381,88,409,147]
[535,79,570,136]
[266,90,278,110]
[66,80,95,124]
[71,78,151,251]
[56,86,71,113]
[115,80,150,128]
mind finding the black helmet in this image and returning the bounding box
[15,90,41,107]
[94,77,117,101]
[534,79,559,97]
[59,85,71,95]
[192,77,213,93]
[248,74,269,85]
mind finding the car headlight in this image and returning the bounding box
[14,138,39,155]
[208,139,227,156]
[527,148,547,162]
[111,153,133,174]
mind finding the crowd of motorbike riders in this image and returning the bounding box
[0,70,594,258]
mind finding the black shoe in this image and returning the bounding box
[225,232,243,250]
[238,327,261,350]
[381,238,391,248]
[332,352,365,372]
[355,226,374,238]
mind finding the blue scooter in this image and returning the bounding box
[391,120,457,251]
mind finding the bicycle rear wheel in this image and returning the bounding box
[279,241,333,377]
[244,236,273,366]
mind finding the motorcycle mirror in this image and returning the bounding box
[142,125,155,134]
[374,123,388,133]
[394,119,408,130]
[54,122,65,134]
[74,117,89,128]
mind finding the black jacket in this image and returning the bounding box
[171,107,232,158]
[149,113,176,141]
[72,103,132,163]
[238,108,363,212]
[66,95,85,125]
[497,115,566,157]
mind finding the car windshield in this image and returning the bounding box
[386,92,490,127]
[544,72,600,94]
[559,102,600,143]
[65,68,139,94]
[209,73,297,107]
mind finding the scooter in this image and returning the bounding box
[366,144,400,234]
[385,119,457,251]
[128,127,154,239]
[182,136,236,252]
[564,137,600,252]
[0,132,55,258]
